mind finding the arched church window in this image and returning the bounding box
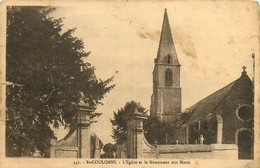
[165,69,173,86]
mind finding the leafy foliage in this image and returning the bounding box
[110,101,146,144]
[6,6,114,157]
[187,119,216,144]
[110,101,177,145]
[100,143,117,158]
[110,101,177,144]
[143,114,177,145]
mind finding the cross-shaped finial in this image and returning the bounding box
[242,66,247,72]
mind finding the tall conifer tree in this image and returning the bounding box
[6,6,114,157]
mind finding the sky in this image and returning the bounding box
[49,1,259,144]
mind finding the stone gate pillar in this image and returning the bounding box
[127,109,148,159]
[49,92,96,158]
[77,95,96,158]
[94,136,100,158]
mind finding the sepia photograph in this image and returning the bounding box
[0,0,259,167]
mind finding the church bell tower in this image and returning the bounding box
[151,9,182,124]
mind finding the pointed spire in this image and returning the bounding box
[157,9,179,65]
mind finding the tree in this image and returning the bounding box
[110,101,177,145]
[100,143,117,158]
[6,6,115,157]
[143,114,177,145]
[110,101,146,144]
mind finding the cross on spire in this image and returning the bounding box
[242,66,247,72]
[241,66,247,76]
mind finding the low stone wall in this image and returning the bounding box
[211,144,238,159]
[50,128,79,158]
[156,144,238,159]
[158,151,214,159]
[125,111,238,160]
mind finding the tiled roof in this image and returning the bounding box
[179,73,252,126]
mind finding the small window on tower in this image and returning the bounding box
[165,69,173,86]
[167,55,172,64]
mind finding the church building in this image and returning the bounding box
[150,9,254,159]
[150,9,182,124]
[177,69,254,159]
